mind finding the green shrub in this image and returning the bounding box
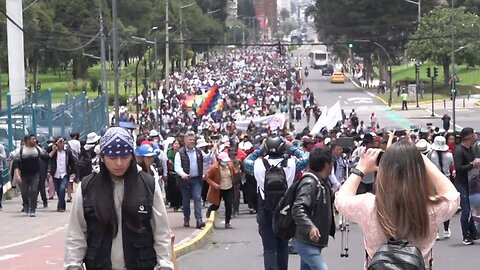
[108,93,128,106]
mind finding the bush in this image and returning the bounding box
[90,77,99,92]
[108,93,128,106]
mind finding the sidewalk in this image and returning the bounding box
[0,185,213,269]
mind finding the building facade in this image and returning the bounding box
[252,0,277,40]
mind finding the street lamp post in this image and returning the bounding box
[180,3,195,80]
[148,26,160,130]
[404,0,422,106]
[112,0,120,126]
[451,0,456,131]
[165,0,169,131]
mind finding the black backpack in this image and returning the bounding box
[368,239,431,270]
[262,158,288,212]
[273,172,321,241]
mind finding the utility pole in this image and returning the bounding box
[180,6,184,80]
[99,7,108,126]
[154,36,159,130]
[451,0,456,131]
[164,0,169,130]
[112,0,120,126]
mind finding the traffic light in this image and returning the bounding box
[414,64,420,75]
[433,67,439,78]
[426,67,431,78]
[450,78,456,100]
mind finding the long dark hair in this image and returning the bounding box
[375,140,439,240]
[94,155,145,236]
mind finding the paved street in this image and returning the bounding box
[0,187,205,270]
[178,46,480,269]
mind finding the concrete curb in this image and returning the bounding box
[173,211,216,258]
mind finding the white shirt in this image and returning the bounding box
[253,157,296,200]
[54,150,67,179]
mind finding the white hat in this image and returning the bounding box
[415,139,431,154]
[432,136,449,152]
[149,130,159,137]
[240,141,253,150]
[86,132,101,144]
[196,138,209,148]
[217,152,231,162]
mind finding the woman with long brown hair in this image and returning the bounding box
[335,140,460,267]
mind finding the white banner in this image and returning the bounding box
[235,114,286,131]
[309,101,343,135]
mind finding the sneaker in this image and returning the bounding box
[444,229,451,238]
[436,233,440,240]
[463,238,474,245]
[29,212,36,217]
[225,223,233,229]
[43,201,48,208]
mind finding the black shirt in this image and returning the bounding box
[453,144,475,186]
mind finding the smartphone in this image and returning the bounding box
[376,151,384,166]
[395,130,407,137]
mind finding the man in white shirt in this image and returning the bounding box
[243,136,308,270]
[48,138,77,212]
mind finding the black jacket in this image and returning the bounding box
[292,173,335,247]
[453,144,475,186]
[81,172,157,270]
[48,148,77,177]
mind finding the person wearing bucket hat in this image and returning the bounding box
[415,139,431,155]
[429,136,455,240]
[65,127,174,270]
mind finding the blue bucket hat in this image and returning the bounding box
[136,144,156,157]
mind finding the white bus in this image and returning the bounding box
[309,47,329,69]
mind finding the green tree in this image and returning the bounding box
[311,0,437,80]
[407,7,480,85]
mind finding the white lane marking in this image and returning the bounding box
[0,254,21,261]
[338,95,343,99]
[0,225,67,250]
[45,260,57,265]
[43,245,51,248]
[344,101,349,105]
[364,91,376,97]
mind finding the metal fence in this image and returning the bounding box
[0,89,107,192]
[0,89,108,153]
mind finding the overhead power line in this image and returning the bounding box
[0,6,100,52]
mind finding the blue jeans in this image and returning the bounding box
[257,193,289,270]
[293,239,328,270]
[53,176,68,210]
[179,177,203,221]
[456,183,475,239]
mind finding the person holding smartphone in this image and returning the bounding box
[336,140,459,267]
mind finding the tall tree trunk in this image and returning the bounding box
[377,51,388,82]
[442,57,450,86]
